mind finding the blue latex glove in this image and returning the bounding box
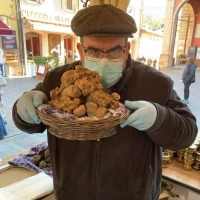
[17,91,47,124]
[120,100,157,130]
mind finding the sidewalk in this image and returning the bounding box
[160,65,200,127]
[0,65,199,159]
[0,77,47,159]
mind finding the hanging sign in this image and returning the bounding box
[187,46,196,57]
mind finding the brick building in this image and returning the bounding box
[159,0,200,69]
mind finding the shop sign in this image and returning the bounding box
[1,31,17,49]
[187,47,196,57]
[22,10,71,25]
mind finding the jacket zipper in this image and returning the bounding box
[150,165,154,200]
[94,139,100,200]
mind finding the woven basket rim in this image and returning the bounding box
[36,106,131,140]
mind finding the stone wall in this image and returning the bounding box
[159,0,175,69]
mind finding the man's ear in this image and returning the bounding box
[77,43,84,63]
[125,42,131,61]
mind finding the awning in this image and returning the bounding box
[0,20,13,35]
[26,21,73,34]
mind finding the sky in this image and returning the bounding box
[144,0,167,7]
[143,0,167,18]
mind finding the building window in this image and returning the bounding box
[26,0,45,4]
[25,32,41,59]
[62,0,74,11]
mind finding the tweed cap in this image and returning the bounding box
[71,4,137,38]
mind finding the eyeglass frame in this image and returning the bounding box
[81,44,127,62]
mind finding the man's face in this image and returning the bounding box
[77,36,130,73]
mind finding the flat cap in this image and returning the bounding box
[71,4,137,38]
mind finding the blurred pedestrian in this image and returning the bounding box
[147,58,152,66]
[153,59,157,68]
[0,71,7,126]
[182,57,197,104]
[0,48,4,76]
[0,114,7,140]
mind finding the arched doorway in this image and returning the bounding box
[174,3,195,65]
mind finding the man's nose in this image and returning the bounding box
[102,52,109,58]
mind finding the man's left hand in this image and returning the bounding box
[120,100,157,130]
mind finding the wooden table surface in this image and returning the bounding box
[162,160,200,193]
[0,150,36,188]
[1,151,200,198]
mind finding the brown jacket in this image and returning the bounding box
[12,56,197,200]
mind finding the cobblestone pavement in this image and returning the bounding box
[0,65,199,159]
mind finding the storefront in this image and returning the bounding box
[0,0,22,76]
[21,2,77,77]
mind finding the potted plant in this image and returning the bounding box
[33,55,59,70]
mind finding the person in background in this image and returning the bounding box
[0,71,7,126]
[12,5,197,200]
[147,58,152,66]
[0,72,7,140]
[0,48,4,76]
[153,58,157,68]
[0,113,7,140]
[182,57,197,104]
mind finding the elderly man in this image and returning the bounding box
[13,5,197,200]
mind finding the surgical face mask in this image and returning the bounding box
[84,57,123,88]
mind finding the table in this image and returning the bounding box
[1,152,200,199]
[162,160,200,194]
[0,151,54,199]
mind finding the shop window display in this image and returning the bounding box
[26,32,41,59]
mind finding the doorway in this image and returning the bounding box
[25,32,41,59]
[173,3,195,65]
[64,36,73,64]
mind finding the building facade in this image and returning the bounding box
[138,28,163,69]
[0,0,22,76]
[20,0,81,76]
[160,0,200,69]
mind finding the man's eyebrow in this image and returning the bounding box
[85,45,125,51]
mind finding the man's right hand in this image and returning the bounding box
[17,91,47,124]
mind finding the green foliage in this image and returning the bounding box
[33,55,59,70]
[142,14,164,31]
[180,54,186,58]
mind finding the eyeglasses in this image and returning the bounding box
[81,45,126,62]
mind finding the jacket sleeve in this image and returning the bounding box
[12,78,47,134]
[146,89,198,150]
[12,101,47,133]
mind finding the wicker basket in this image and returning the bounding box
[36,107,130,141]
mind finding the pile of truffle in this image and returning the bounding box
[31,149,51,171]
[50,65,120,118]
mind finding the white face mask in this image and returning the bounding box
[84,57,123,88]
